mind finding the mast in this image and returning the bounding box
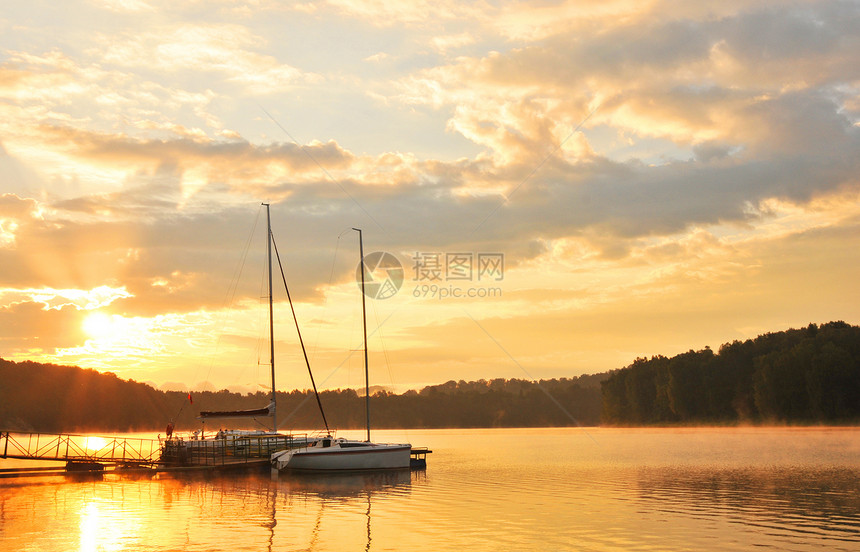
[265,203,277,432]
[352,227,370,442]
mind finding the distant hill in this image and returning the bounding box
[601,321,860,425]
[7,321,855,433]
[0,359,186,433]
[0,357,607,432]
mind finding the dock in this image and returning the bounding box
[1,431,160,472]
[1,431,431,477]
[409,447,432,469]
[0,430,300,477]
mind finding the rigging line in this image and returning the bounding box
[469,104,600,237]
[280,307,400,426]
[270,233,331,435]
[227,206,264,307]
[308,231,346,365]
[370,298,397,394]
[198,205,264,390]
[258,104,386,233]
[462,308,599,445]
[370,298,410,443]
[232,241,268,389]
[170,393,189,424]
[248,256,268,387]
[281,291,431,428]
[283,229,355,427]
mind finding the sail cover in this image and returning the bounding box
[198,401,274,419]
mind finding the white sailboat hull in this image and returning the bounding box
[271,440,411,471]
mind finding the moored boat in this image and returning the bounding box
[271,437,411,471]
[271,228,414,472]
[158,204,325,468]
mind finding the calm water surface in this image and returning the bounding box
[1,427,859,551]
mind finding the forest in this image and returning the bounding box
[0,358,604,432]
[601,321,860,424]
[3,321,859,432]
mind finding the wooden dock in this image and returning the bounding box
[1,431,431,477]
[409,447,432,469]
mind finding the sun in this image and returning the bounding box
[83,436,108,451]
[83,312,117,340]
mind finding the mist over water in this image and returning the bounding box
[2,427,858,551]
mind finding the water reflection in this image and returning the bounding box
[2,428,858,552]
[275,469,412,497]
[270,469,412,551]
[79,500,138,552]
[142,469,415,551]
[634,466,860,545]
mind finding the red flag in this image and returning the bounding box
[188,393,193,404]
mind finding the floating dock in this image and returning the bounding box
[0,430,299,477]
[409,447,432,469]
[1,430,431,478]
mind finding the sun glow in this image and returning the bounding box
[0,286,132,311]
[83,312,119,340]
[79,499,137,552]
[74,311,171,365]
[83,436,108,451]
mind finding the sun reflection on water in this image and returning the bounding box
[0,428,858,552]
[78,497,141,552]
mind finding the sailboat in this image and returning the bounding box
[271,228,412,472]
[159,203,323,467]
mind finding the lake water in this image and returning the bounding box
[1,427,859,551]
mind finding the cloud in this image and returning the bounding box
[391,2,860,160]
[430,32,476,54]
[2,0,859,387]
[0,302,87,352]
[93,23,318,94]
[4,103,855,306]
[1,84,856,320]
[0,193,38,219]
[322,0,483,27]
[0,50,233,171]
[36,126,355,186]
[93,0,154,12]
[364,52,390,63]
[0,286,131,311]
[0,193,39,247]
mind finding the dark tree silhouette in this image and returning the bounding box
[0,358,606,432]
[602,322,860,424]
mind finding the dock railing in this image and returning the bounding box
[2,430,312,471]
[1,431,161,467]
[158,432,308,467]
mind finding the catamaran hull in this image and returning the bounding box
[272,445,411,471]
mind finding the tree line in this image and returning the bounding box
[0,358,604,432]
[601,321,860,424]
[3,321,859,432]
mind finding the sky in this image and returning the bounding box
[1,0,859,395]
